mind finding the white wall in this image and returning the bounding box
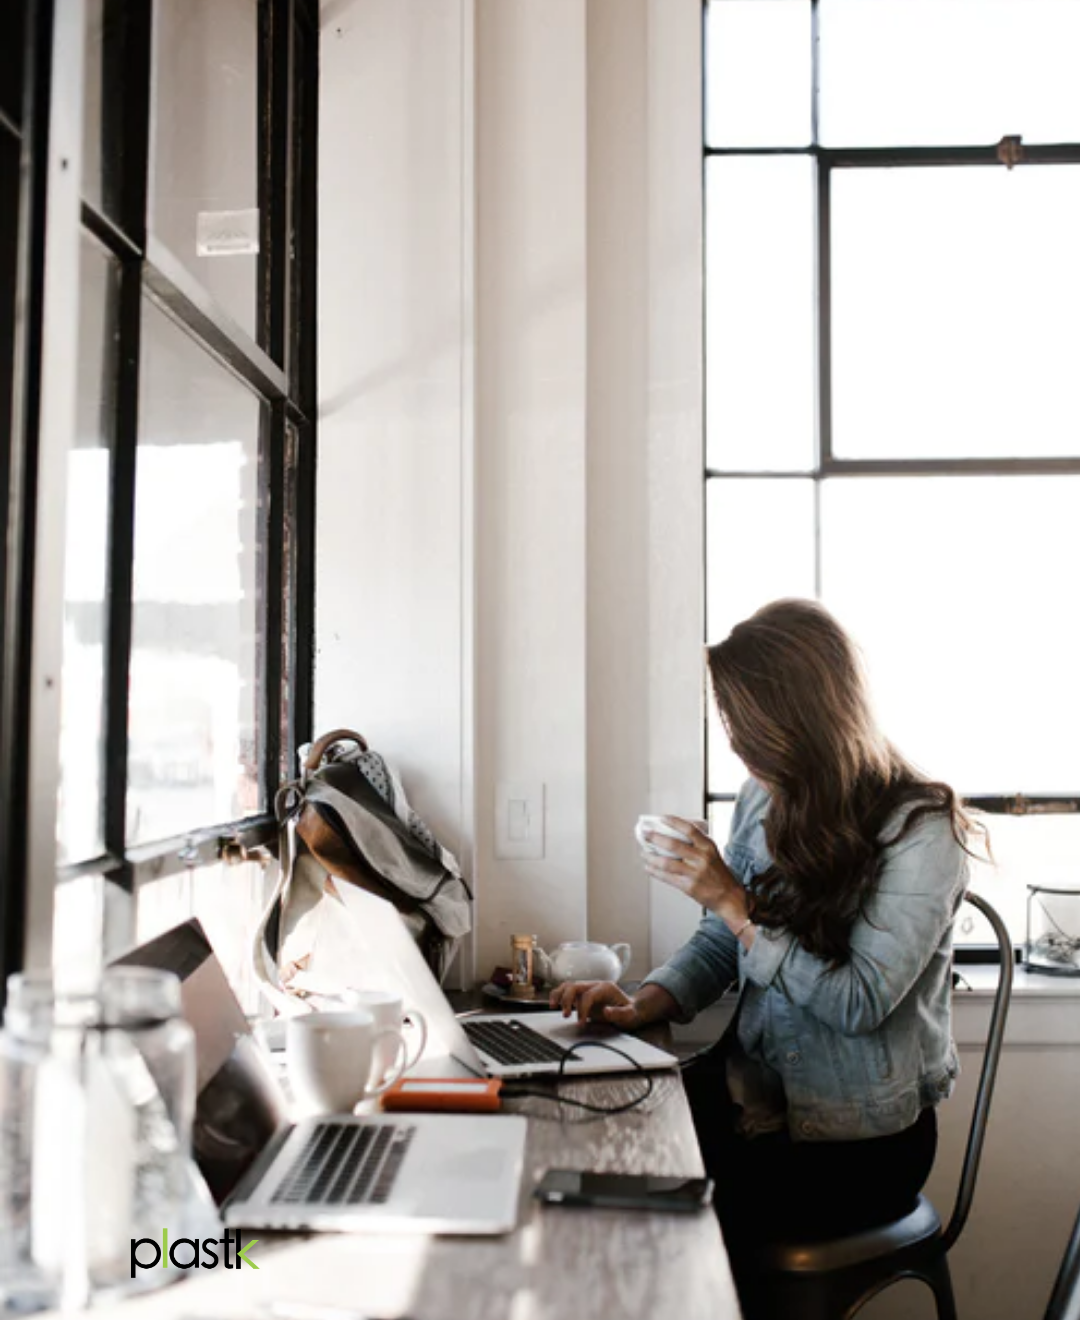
[318,0,703,981]
[867,995,1080,1320]
[641,0,709,968]
[584,0,652,968]
[867,1043,1080,1320]
[317,0,475,905]
[474,0,590,971]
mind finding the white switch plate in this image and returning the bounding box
[495,782,545,860]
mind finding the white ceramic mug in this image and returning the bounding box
[286,1009,407,1115]
[343,989,428,1086]
[635,814,697,858]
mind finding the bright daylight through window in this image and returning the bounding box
[704,0,1080,952]
[0,0,317,1005]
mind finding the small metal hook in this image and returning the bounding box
[996,135,1024,169]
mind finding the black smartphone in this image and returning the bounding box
[533,1169,714,1213]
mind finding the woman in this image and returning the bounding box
[551,599,979,1263]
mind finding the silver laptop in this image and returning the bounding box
[320,884,680,1080]
[114,920,527,1235]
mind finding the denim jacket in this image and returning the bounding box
[644,778,968,1141]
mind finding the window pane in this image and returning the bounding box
[705,0,812,149]
[288,13,315,398]
[0,0,25,129]
[820,0,1080,147]
[82,0,128,223]
[959,815,1080,949]
[706,478,816,791]
[706,157,815,471]
[83,0,107,218]
[832,167,1080,461]
[57,237,118,865]
[129,299,261,845]
[280,421,300,785]
[821,476,1080,794]
[151,0,259,340]
[0,136,18,552]
[708,801,737,853]
[136,860,272,1015]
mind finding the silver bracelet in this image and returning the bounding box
[731,916,754,939]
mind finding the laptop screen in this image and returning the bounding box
[112,919,286,1205]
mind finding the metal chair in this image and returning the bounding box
[741,891,1013,1320]
[1043,1200,1080,1320]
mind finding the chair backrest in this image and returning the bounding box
[1043,1200,1080,1320]
[941,890,1013,1251]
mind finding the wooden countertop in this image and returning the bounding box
[47,1003,741,1320]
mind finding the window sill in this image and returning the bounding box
[953,965,1080,1048]
[956,964,1080,998]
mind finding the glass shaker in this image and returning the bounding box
[508,934,538,1001]
[2,967,196,1310]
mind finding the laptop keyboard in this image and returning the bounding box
[272,1122,416,1206]
[463,1018,572,1067]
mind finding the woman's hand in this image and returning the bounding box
[641,816,749,925]
[548,979,680,1029]
[548,980,643,1028]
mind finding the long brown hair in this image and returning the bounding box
[707,598,979,965]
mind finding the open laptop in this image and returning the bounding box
[114,920,526,1235]
[298,882,680,1080]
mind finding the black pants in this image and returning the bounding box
[682,1044,938,1254]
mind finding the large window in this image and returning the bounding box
[704,0,1080,950]
[1,0,317,1005]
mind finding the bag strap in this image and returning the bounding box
[251,733,366,1013]
[304,728,368,773]
[250,779,315,1015]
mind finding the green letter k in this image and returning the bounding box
[237,1238,259,1270]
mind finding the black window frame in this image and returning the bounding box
[701,0,1080,961]
[1,0,43,999]
[0,0,318,1006]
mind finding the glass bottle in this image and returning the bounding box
[0,1022,53,1314]
[2,967,196,1309]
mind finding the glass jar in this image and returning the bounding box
[1,967,196,1309]
[1024,884,1080,976]
[0,1026,53,1314]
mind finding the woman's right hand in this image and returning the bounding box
[548,980,644,1029]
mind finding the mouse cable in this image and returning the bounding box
[500,1041,655,1116]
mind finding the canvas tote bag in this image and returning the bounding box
[253,729,472,1014]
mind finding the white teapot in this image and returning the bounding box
[535,940,632,986]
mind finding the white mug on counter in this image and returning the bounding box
[342,988,428,1086]
[286,1010,407,1115]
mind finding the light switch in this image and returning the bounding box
[507,798,530,842]
[495,782,545,860]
